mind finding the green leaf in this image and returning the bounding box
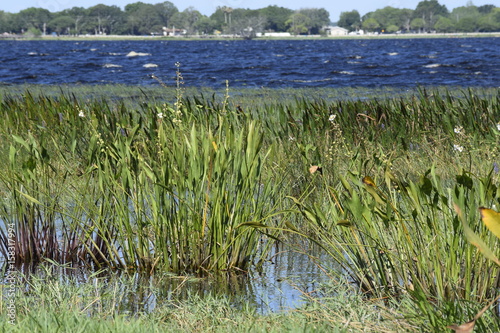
[16,190,42,205]
[12,134,30,150]
[463,219,500,266]
[456,173,473,190]
[285,221,299,232]
[336,219,352,227]
[236,221,267,229]
[9,145,16,166]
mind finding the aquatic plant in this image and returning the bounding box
[1,85,500,331]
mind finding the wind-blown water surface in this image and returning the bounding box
[0,38,498,88]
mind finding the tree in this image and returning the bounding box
[228,15,266,37]
[434,16,454,32]
[286,12,310,35]
[362,17,380,32]
[125,2,162,35]
[451,5,480,23]
[413,0,449,32]
[366,7,414,32]
[297,8,330,34]
[17,7,52,33]
[338,10,360,31]
[386,24,399,33]
[258,5,293,32]
[155,1,178,28]
[210,7,267,36]
[477,8,500,31]
[170,7,203,35]
[477,5,495,14]
[410,17,425,32]
[222,7,234,26]
[0,11,16,33]
[87,4,124,35]
[47,16,75,35]
[194,16,217,35]
[456,17,478,31]
[61,7,88,35]
[399,9,415,31]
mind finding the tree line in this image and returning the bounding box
[0,2,328,37]
[0,0,498,37]
[339,1,499,33]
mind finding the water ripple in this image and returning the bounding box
[0,38,498,88]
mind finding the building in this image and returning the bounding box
[324,26,348,36]
[162,27,186,36]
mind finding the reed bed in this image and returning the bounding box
[0,86,500,330]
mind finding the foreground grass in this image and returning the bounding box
[0,266,418,332]
[1,266,498,332]
[0,85,500,331]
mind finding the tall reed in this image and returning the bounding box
[0,90,284,274]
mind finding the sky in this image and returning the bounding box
[1,0,497,22]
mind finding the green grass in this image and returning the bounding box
[0,265,420,332]
[0,85,500,331]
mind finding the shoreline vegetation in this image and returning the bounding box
[1,32,499,41]
[1,1,499,40]
[1,84,500,331]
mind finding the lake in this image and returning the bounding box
[1,37,499,88]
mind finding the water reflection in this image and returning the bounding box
[251,240,335,313]
[2,239,335,314]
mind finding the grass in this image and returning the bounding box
[0,263,420,332]
[0,85,499,331]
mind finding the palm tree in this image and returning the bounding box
[223,6,233,26]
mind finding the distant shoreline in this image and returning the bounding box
[1,32,499,41]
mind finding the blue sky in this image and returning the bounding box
[1,0,496,22]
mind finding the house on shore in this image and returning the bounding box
[257,32,292,37]
[324,26,348,36]
[162,27,186,36]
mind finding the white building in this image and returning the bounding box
[324,26,348,36]
[162,27,186,36]
[263,32,292,37]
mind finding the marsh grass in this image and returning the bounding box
[0,263,423,332]
[1,85,500,330]
[0,85,289,274]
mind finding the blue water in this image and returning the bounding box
[0,38,498,88]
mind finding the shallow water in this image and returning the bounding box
[1,38,499,88]
[2,240,335,314]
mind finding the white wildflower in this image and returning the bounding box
[78,111,85,118]
[497,123,500,131]
[157,112,164,119]
[454,126,463,134]
[453,144,464,152]
[288,136,295,141]
[329,114,337,122]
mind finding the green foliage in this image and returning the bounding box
[0,86,500,330]
[2,2,499,35]
[258,5,294,32]
[363,7,413,32]
[47,16,75,35]
[413,0,449,32]
[411,17,425,32]
[337,10,361,31]
[434,16,454,32]
[0,87,285,274]
[361,18,380,32]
